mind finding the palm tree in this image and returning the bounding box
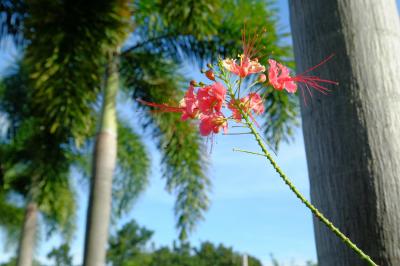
[0,63,150,266]
[1,0,294,265]
[289,0,400,265]
[0,65,77,266]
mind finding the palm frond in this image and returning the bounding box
[0,63,79,240]
[23,0,131,142]
[263,86,299,150]
[154,113,209,240]
[113,117,150,217]
[39,170,76,240]
[0,0,26,47]
[121,51,210,240]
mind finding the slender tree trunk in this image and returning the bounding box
[17,201,38,266]
[288,0,400,265]
[83,52,119,266]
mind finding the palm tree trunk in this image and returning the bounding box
[83,53,119,266]
[288,0,400,265]
[17,201,38,266]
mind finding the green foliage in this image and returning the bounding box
[121,51,209,240]
[194,242,263,266]
[23,0,131,143]
[38,171,76,239]
[113,118,150,217]
[107,220,154,265]
[154,112,208,241]
[263,86,299,150]
[47,243,74,266]
[0,65,77,240]
[107,219,262,266]
[0,257,43,266]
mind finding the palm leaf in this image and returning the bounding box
[122,51,209,240]
[0,0,26,47]
[23,0,131,142]
[113,117,150,217]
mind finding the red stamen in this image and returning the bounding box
[291,54,338,95]
[137,99,183,113]
[241,23,266,60]
[298,54,336,76]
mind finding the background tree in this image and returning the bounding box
[0,65,76,266]
[289,0,400,265]
[46,243,73,266]
[106,219,263,266]
[0,63,150,266]
[107,220,153,266]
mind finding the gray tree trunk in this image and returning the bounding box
[17,201,38,266]
[83,53,119,266]
[288,1,400,265]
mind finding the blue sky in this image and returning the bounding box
[1,1,399,266]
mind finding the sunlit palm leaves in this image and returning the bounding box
[121,51,209,239]
[0,66,77,240]
[23,0,131,142]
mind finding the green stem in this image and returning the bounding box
[228,89,378,266]
[232,148,267,157]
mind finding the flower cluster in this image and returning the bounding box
[139,31,337,137]
[136,30,379,266]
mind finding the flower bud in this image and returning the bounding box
[205,69,216,81]
[190,80,198,86]
[257,73,266,83]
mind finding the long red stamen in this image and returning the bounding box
[290,54,338,95]
[298,54,336,76]
[241,23,266,59]
[137,99,183,113]
[292,77,331,95]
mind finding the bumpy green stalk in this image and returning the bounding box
[228,88,377,266]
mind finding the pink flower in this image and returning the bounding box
[245,93,264,114]
[268,59,297,93]
[180,85,199,120]
[199,112,228,136]
[197,82,227,114]
[228,99,242,121]
[228,93,264,121]
[268,55,338,95]
[222,26,266,78]
[222,55,265,78]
